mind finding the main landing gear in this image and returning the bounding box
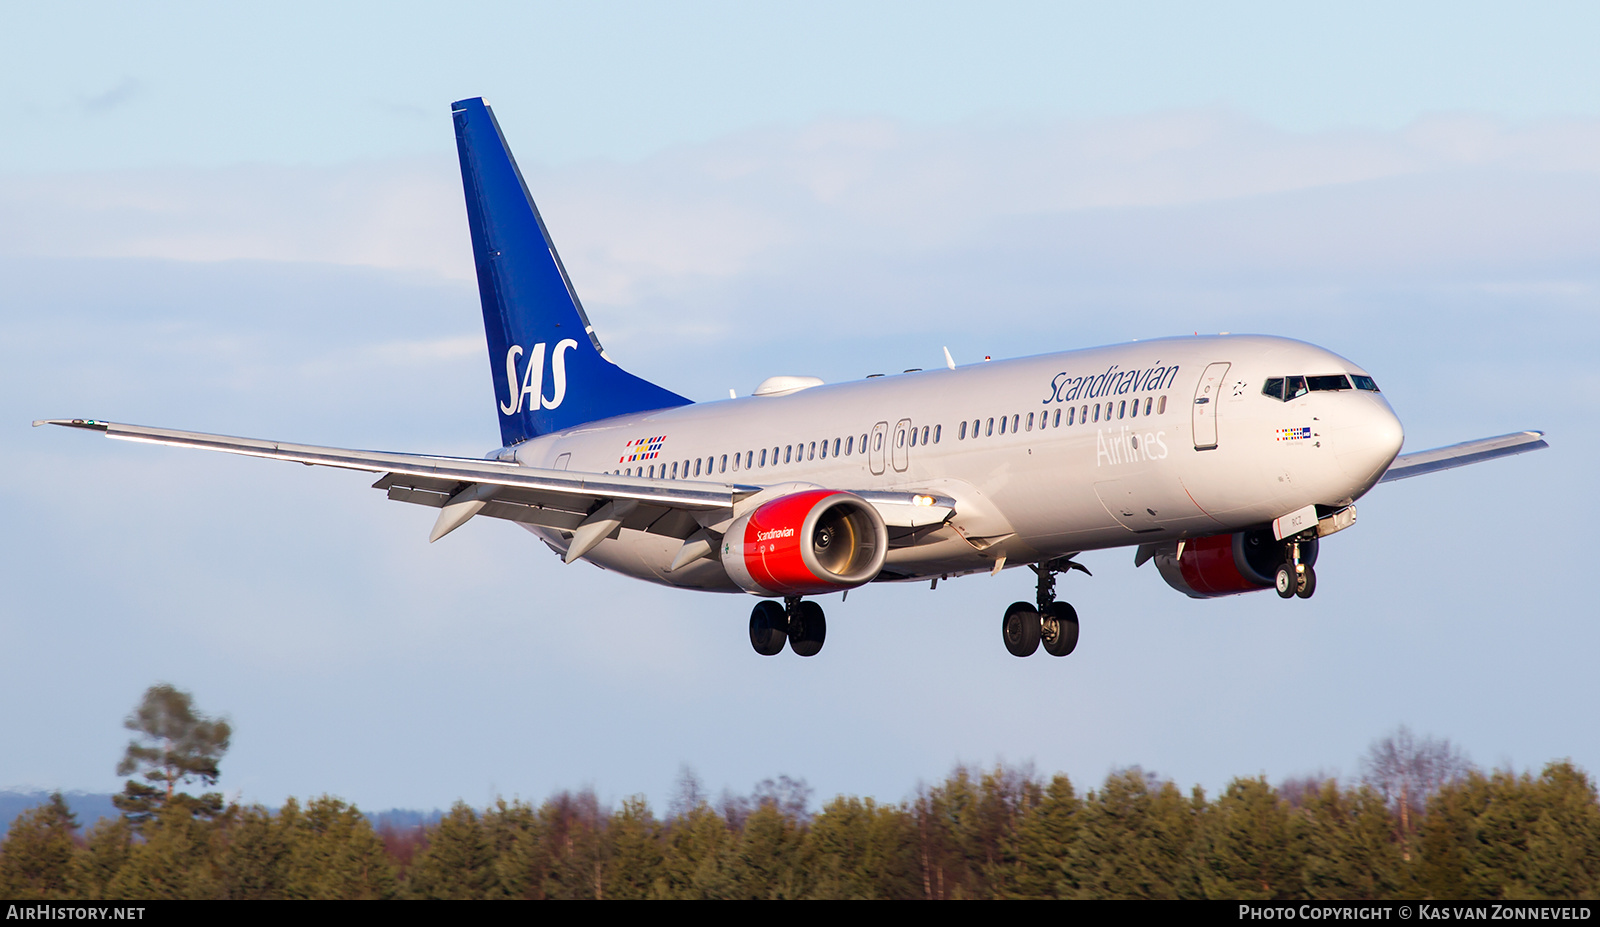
[1002,558,1088,657]
[749,597,827,657]
[1274,536,1317,600]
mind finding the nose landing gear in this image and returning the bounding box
[1001,558,1087,658]
[1275,537,1318,600]
[748,597,827,656]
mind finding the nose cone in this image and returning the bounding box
[1334,395,1405,494]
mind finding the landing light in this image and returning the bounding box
[913,494,935,506]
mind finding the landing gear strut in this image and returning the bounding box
[748,597,827,656]
[1001,558,1087,658]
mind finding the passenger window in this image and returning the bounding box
[720,454,728,473]
[1012,414,1020,433]
[908,428,917,447]
[671,461,678,479]
[1092,404,1100,423]
[1144,397,1152,416]
[784,445,792,464]
[933,425,941,443]
[1067,407,1075,426]
[833,438,841,456]
[860,433,867,452]
[1157,396,1167,414]
[897,430,905,447]
[999,416,1007,435]
[972,418,980,437]
[809,441,816,460]
[846,436,853,455]
[959,421,967,440]
[986,417,994,436]
[819,440,827,459]
[921,426,929,444]
[1118,401,1126,419]
[693,459,701,477]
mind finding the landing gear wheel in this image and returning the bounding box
[1296,565,1317,599]
[1041,601,1080,657]
[788,601,827,657]
[749,600,788,656]
[1002,601,1041,657]
[1275,563,1296,599]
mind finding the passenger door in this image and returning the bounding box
[892,419,911,472]
[869,421,889,476]
[1192,362,1231,450]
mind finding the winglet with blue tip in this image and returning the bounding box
[452,97,691,447]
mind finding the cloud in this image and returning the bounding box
[2,110,1596,294]
[79,77,143,115]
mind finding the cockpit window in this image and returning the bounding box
[1264,376,1309,401]
[1307,374,1352,392]
[1267,373,1370,400]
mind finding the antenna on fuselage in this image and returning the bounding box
[943,346,956,370]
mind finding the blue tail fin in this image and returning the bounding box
[452,97,691,446]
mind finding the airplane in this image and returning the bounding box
[36,97,1549,659]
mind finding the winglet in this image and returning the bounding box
[33,419,110,431]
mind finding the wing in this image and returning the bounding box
[1379,430,1548,483]
[34,420,955,559]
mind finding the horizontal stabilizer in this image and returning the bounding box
[1379,431,1548,483]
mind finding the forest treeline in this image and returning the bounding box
[2,760,1597,900]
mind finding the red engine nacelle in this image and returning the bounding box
[722,490,888,596]
[1153,528,1319,598]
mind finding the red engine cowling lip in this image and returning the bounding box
[722,489,887,597]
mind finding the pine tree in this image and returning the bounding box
[69,816,133,899]
[280,796,398,899]
[406,802,496,899]
[112,684,230,824]
[1194,777,1302,899]
[1072,768,1200,899]
[218,805,290,900]
[1295,781,1404,899]
[482,798,546,899]
[803,795,919,899]
[1520,761,1600,898]
[0,793,78,899]
[994,774,1081,898]
[657,803,732,899]
[106,802,223,899]
[604,796,664,900]
[728,802,805,899]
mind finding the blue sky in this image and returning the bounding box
[2,3,1597,813]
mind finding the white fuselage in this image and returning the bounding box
[509,335,1404,593]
